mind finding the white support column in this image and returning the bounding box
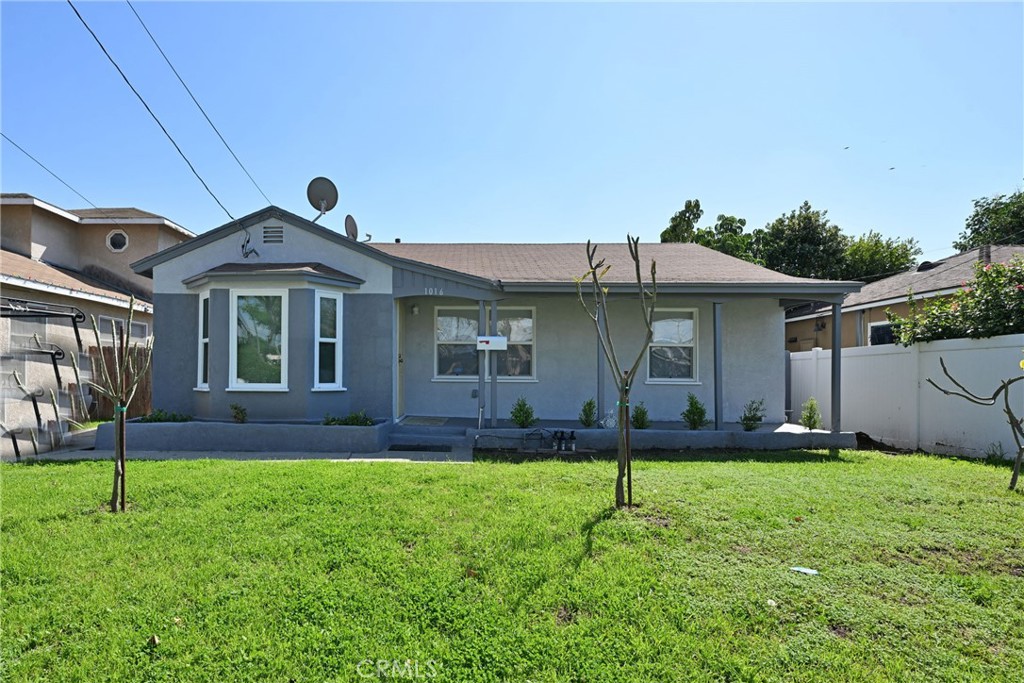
[596,303,605,420]
[489,300,498,427]
[831,303,842,432]
[713,302,723,431]
[477,301,486,429]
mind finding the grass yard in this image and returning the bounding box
[1,450,1022,682]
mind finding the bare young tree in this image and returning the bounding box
[927,357,1023,491]
[87,297,153,512]
[575,236,656,508]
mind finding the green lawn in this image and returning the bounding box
[2,451,1022,682]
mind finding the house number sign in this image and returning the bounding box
[423,287,445,296]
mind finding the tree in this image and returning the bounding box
[87,297,152,513]
[753,201,848,279]
[575,237,656,508]
[660,199,703,243]
[927,356,1023,491]
[840,230,921,283]
[691,215,759,261]
[888,257,1024,345]
[954,190,1024,252]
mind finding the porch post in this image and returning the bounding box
[831,302,842,432]
[489,300,498,427]
[596,303,606,421]
[477,301,486,429]
[713,302,723,431]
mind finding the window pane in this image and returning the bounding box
[201,297,209,337]
[653,314,694,345]
[437,344,478,376]
[650,346,693,379]
[130,322,147,339]
[494,344,532,377]
[319,297,337,339]
[236,295,282,384]
[318,341,336,384]
[201,342,209,384]
[497,311,533,343]
[436,310,478,342]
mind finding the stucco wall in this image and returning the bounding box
[0,205,33,256]
[152,218,393,295]
[398,294,786,424]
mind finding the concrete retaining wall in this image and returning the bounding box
[469,427,855,451]
[95,419,391,454]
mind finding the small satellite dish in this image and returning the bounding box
[345,214,358,240]
[307,177,338,223]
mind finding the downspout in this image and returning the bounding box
[478,301,486,429]
[713,302,723,430]
[596,303,605,421]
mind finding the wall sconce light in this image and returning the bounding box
[411,304,420,316]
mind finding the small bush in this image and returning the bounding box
[579,398,597,427]
[510,396,539,428]
[740,398,766,432]
[801,397,823,430]
[230,403,247,424]
[323,410,375,426]
[630,401,651,430]
[682,393,710,430]
[138,409,192,423]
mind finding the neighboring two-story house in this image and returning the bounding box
[1,193,193,455]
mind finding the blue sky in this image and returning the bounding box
[2,1,1021,261]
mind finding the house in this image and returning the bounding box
[132,205,860,431]
[785,245,1024,352]
[1,193,193,451]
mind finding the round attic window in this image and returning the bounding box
[106,229,129,253]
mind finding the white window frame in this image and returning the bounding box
[196,292,210,390]
[646,308,699,384]
[130,321,149,340]
[228,288,289,392]
[868,321,895,346]
[313,291,345,391]
[106,229,129,253]
[433,306,537,382]
[97,315,125,342]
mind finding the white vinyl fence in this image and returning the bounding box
[789,334,1024,458]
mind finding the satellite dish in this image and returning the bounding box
[307,177,338,223]
[345,214,359,240]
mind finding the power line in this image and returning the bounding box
[1,132,135,231]
[125,0,272,206]
[66,0,236,222]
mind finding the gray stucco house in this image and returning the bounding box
[132,206,859,427]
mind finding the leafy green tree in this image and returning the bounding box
[954,190,1024,252]
[660,199,703,243]
[752,201,848,279]
[841,230,921,282]
[888,257,1024,344]
[692,214,759,261]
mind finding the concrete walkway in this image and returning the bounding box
[3,444,474,464]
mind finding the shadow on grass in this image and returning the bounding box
[474,448,863,465]
[577,505,617,568]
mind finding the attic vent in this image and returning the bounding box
[263,226,284,244]
[916,261,937,272]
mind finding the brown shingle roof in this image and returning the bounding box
[0,248,145,305]
[371,241,839,285]
[844,245,1024,308]
[67,207,165,220]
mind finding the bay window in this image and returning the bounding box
[229,290,288,390]
[314,292,343,389]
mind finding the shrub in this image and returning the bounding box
[801,397,823,430]
[138,409,191,423]
[682,393,710,430]
[740,398,766,432]
[510,396,539,428]
[323,410,375,426]
[579,398,597,428]
[229,403,247,424]
[630,401,651,430]
[888,257,1024,345]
